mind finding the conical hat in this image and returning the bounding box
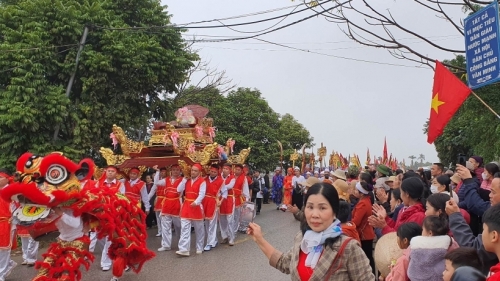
[374,232,403,278]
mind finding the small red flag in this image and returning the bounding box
[382,138,388,163]
[427,61,472,144]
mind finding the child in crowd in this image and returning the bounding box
[337,201,360,243]
[407,215,458,281]
[443,247,482,281]
[385,222,422,281]
[481,204,500,281]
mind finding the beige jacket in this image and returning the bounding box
[270,232,374,281]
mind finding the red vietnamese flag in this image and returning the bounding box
[427,61,472,144]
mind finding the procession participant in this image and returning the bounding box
[0,170,16,281]
[219,163,236,246]
[203,165,223,251]
[313,171,319,178]
[153,165,186,252]
[123,167,150,214]
[231,164,250,234]
[148,167,168,237]
[282,168,294,206]
[92,165,125,271]
[322,169,333,185]
[17,225,39,267]
[143,175,156,230]
[292,167,305,210]
[271,167,284,210]
[176,164,206,256]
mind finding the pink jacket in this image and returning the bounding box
[385,248,410,281]
[385,237,458,281]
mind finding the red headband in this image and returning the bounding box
[192,164,202,171]
[129,168,140,174]
[106,167,118,172]
[209,167,218,172]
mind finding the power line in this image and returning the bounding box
[91,0,332,31]
[0,44,78,53]
[252,38,426,69]
[0,47,77,73]
[177,3,306,26]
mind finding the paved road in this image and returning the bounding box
[8,204,299,281]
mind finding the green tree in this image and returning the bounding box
[277,113,314,168]
[0,0,197,169]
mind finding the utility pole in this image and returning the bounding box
[53,26,89,141]
[65,25,89,97]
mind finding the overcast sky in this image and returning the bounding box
[165,0,467,164]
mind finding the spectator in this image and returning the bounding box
[443,247,482,281]
[468,156,485,185]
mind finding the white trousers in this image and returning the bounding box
[0,229,15,281]
[155,211,163,235]
[219,213,235,243]
[204,210,218,247]
[178,219,204,252]
[89,232,112,268]
[160,215,181,249]
[232,206,242,233]
[20,237,38,263]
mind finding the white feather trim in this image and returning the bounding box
[409,235,451,250]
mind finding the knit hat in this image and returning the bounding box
[377,164,391,176]
[470,155,484,166]
[451,266,485,281]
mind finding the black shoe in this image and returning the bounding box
[276,207,280,210]
[256,212,260,215]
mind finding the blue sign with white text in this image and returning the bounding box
[465,1,500,89]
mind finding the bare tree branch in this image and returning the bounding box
[177,37,236,95]
[308,0,470,70]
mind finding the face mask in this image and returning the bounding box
[430,185,439,194]
[482,173,489,180]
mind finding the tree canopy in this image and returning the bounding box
[173,86,314,171]
[0,0,197,169]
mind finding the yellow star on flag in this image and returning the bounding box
[431,93,445,114]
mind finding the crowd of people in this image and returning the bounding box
[247,156,500,281]
[3,154,500,281]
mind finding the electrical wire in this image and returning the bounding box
[177,2,306,27]
[251,38,426,69]
[0,46,77,73]
[91,0,333,31]
[0,44,78,53]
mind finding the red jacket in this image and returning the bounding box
[382,203,426,235]
[352,196,375,241]
[488,264,500,281]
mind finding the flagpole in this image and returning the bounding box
[471,90,500,120]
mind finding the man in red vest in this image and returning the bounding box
[176,163,206,256]
[231,164,250,235]
[203,164,223,251]
[152,164,186,252]
[93,165,125,271]
[219,163,236,246]
[123,167,150,213]
[0,170,16,281]
[148,167,168,237]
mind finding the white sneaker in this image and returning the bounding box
[196,250,203,254]
[203,245,211,251]
[102,266,111,271]
[229,241,234,246]
[155,233,161,237]
[158,247,171,252]
[110,277,119,281]
[175,250,190,257]
[125,266,130,272]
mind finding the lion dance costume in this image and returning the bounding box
[0,152,155,281]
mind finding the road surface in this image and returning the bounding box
[8,204,299,281]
